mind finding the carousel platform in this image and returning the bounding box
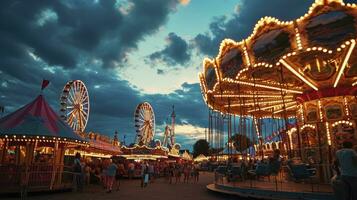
[207,180,335,200]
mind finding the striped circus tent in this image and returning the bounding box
[0,95,85,143]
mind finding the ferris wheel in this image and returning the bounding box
[60,80,90,133]
[134,102,155,145]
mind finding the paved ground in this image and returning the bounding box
[6,172,252,200]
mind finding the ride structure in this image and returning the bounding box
[199,0,357,183]
[60,80,90,135]
[162,105,176,148]
[134,102,156,145]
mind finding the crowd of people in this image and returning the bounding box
[72,153,200,193]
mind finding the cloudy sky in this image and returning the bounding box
[1,0,352,150]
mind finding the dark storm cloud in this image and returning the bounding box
[192,0,312,57]
[148,32,191,66]
[0,0,206,148]
[156,69,165,75]
[0,0,180,69]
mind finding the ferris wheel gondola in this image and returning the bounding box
[60,80,90,133]
[134,102,155,145]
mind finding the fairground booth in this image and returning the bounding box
[200,0,357,199]
[0,95,88,193]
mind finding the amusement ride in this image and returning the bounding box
[60,80,90,134]
[199,0,357,183]
[134,102,156,145]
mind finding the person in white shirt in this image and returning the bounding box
[335,141,357,200]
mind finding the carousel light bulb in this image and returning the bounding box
[334,40,356,87]
[280,59,318,91]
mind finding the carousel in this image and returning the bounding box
[201,0,356,198]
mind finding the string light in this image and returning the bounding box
[300,104,305,122]
[280,59,319,91]
[222,78,303,94]
[301,124,316,131]
[248,101,296,113]
[224,99,294,107]
[344,97,350,117]
[214,94,294,98]
[318,100,323,122]
[334,39,356,87]
[287,128,297,150]
[295,28,303,50]
[325,122,331,145]
[273,104,297,114]
[332,120,353,127]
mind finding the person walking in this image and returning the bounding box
[73,153,83,192]
[140,162,149,188]
[106,159,117,193]
[193,165,199,183]
[183,164,191,183]
[128,162,135,180]
[84,163,91,185]
[168,164,174,184]
[335,141,357,200]
[148,162,155,183]
[140,162,147,187]
[115,162,125,191]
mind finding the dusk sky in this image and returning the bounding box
[2,0,353,150]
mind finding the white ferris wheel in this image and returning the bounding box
[134,102,155,145]
[60,80,90,133]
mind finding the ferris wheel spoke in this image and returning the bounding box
[69,89,76,104]
[67,109,76,116]
[139,110,146,120]
[136,118,145,123]
[80,86,86,100]
[80,109,88,117]
[80,112,87,124]
[80,95,88,104]
[139,124,148,131]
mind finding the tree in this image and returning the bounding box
[193,139,209,158]
[229,134,252,152]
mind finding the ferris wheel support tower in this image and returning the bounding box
[170,105,176,145]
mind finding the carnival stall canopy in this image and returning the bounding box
[86,135,121,155]
[194,154,208,162]
[220,146,242,155]
[121,144,168,160]
[181,150,193,161]
[0,95,85,143]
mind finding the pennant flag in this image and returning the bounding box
[41,79,50,90]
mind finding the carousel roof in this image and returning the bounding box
[0,95,85,143]
[199,0,357,118]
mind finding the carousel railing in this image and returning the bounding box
[213,162,334,194]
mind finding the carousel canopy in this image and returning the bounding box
[0,95,85,143]
[199,0,357,118]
